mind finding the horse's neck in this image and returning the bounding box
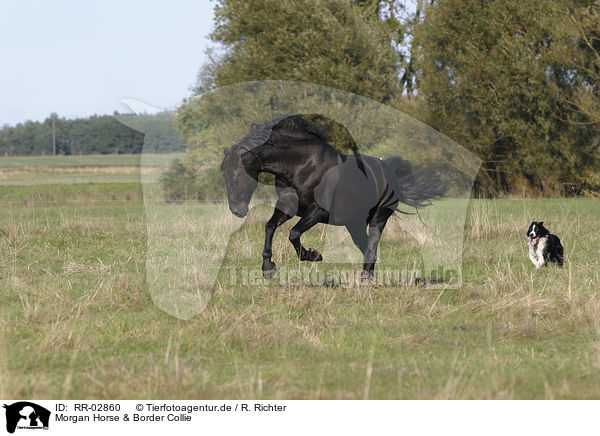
[260,148,293,181]
[259,142,339,185]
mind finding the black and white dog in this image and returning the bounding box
[526,222,564,269]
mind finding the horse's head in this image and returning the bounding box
[220,145,260,218]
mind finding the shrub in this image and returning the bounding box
[160,158,226,201]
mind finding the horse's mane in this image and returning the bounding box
[238,115,329,149]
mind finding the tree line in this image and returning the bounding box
[177,0,600,196]
[0,112,185,156]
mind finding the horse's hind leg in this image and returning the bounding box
[262,208,292,278]
[362,209,394,281]
[346,222,368,254]
[289,207,328,262]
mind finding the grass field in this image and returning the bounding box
[0,158,599,399]
[0,154,181,185]
[0,154,182,168]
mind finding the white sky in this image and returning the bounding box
[0,0,215,126]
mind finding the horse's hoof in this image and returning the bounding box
[310,249,323,261]
[360,271,375,285]
[301,249,322,262]
[263,267,276,279]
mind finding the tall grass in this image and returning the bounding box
[0,185,598,398]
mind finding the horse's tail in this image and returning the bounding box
[384,156,448,209]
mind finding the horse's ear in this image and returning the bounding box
[223,147,230,156]
[540,221,544,226]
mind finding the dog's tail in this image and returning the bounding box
[555,244,564,267]
[384,156,448,209]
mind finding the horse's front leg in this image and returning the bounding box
[289,207,328,262]
[262,208,292,278]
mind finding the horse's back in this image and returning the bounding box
[314,154,399,225]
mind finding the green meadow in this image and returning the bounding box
[0,154,182,185]
[0,156,599,399]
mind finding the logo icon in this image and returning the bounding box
[3,402,50,434]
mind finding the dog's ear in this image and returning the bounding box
[539,222,544,226]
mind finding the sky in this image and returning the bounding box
[0,0,215,126]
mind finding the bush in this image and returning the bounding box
[160,158,199,201]
[160,158,226,201]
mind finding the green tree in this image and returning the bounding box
[177,0,408,161]
[414,0,600,195]
[193,0,401,102]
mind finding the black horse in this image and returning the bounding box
[221,115,446,280]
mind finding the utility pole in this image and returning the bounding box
[52,115,56,156]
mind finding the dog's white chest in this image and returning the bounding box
[528,237,548,269]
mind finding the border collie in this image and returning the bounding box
[526,222,564,269]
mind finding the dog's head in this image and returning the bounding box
[527,221,549,246]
